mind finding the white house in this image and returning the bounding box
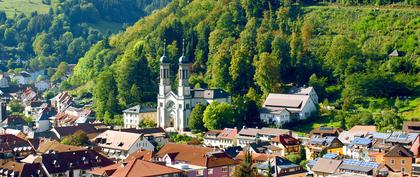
[123,105,156,129]
[11,71,32,85]
[260,87,318,126]
[94,130,155,161]
[35,109,50,132]
[35,80,50,91]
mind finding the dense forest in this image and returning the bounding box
[0,0,170,73]
[68,0,419,131]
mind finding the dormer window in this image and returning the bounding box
[53,160,60,167]
[118,142,124,147]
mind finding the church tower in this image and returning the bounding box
[157,41,172,129]
[177,39,192,131]
[159,42,171,96]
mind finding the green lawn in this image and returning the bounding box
[0,0,50,18]
[87,20,124,34]
[288,115,341,136]
[400,98,420,120]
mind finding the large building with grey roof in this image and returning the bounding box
[260,87,318,126]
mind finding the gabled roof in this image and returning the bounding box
[0,134,33,153]
[0,161,47,177]
[271,134,300,146]
[95,130,143,151]
[156,143,238,168]
[348,125,376,134]
[217,128,238,139]
[384,144,413,157]
[53,123,97,138]
[339,159,380,173]
[122,105,156,114]
[41,149,114,174]
[125,149,155,162]
[311,158,342,174]
[89,159,182,177]
[2,115,26,126]
[263,93,312,111]
[389,50,402,57]
[37,139,85,153]
[238,127,259,137]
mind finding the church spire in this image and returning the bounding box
[160,39,169,63]
[179,38,188,64]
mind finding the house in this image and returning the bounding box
[383,144,414,176]
[0,134,34,165]
[236,127,259,147]
[123,104,157,129]
[338,159,381,176]
[11,71,32,85]
[0,74,10,88]
[311,158,342,177]
[245,141,283,155]
[35,109,51,133]
[307,136,343,159]
[1,115,27,130]
[270,134,300,156]
[403,121,420,133]
[203,128,238,148]
[347,137,372,161]
[24,101,47,117]
[20,88,37,105]
[0,161,47,177]
[260,87,318,125]
[87,159,182,177]
[120,127,168,147]
[52,107,95,126]
[389,49,403,57]
[50,92,74,113]
[94,130,155,160]
[40,149,114,177]
[236,152,277,163]
[310,127,342,138]
[51,123,98,139]
[256,156,307,177]
[34,80,49,92]
[156,143,239,177]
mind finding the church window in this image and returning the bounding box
[179,104,182,109]
[186,104,190,109]
[160,102,163,107]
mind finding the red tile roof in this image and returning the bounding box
[271,134,300,146]
[156,143,238,168]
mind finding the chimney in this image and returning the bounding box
[0,101,6,122]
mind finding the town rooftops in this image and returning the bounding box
[156,143,238,168]
[349,137,372,148]
[256,156,301,171]
[339,159,380,173]
[238,127,259,137]
[41,149,114,174]
[95,130,143,151]
[384,144,414,157]
[386,132,418,144]
[88,159,182,177]
[2,115,26,126]
[271,134,300,146]
[259,127,293,136]
[0,134,33,153]
[311,158,342,174]
[0,161,47,177]
[52,123,97,138]
[122,105,156,114]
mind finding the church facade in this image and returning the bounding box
[157,50,231,132]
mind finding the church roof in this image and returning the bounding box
[192,89,229,99]
[178,55,189,64]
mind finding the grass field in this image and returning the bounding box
[0,0,50,18]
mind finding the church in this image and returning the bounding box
[157,43,231,132]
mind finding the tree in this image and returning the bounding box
[254,52,280,95]
[189,103,207,133]
[9,99,23,113]
[233,151,256,177]
[203,101,235,130]
[139,118,156,128]
[61,130,89,146]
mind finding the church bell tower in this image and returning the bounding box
[159,41,171,96]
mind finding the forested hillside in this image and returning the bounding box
[0,0,170,73]
[69,0,419,130]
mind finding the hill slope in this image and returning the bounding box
[70,0,419,129]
